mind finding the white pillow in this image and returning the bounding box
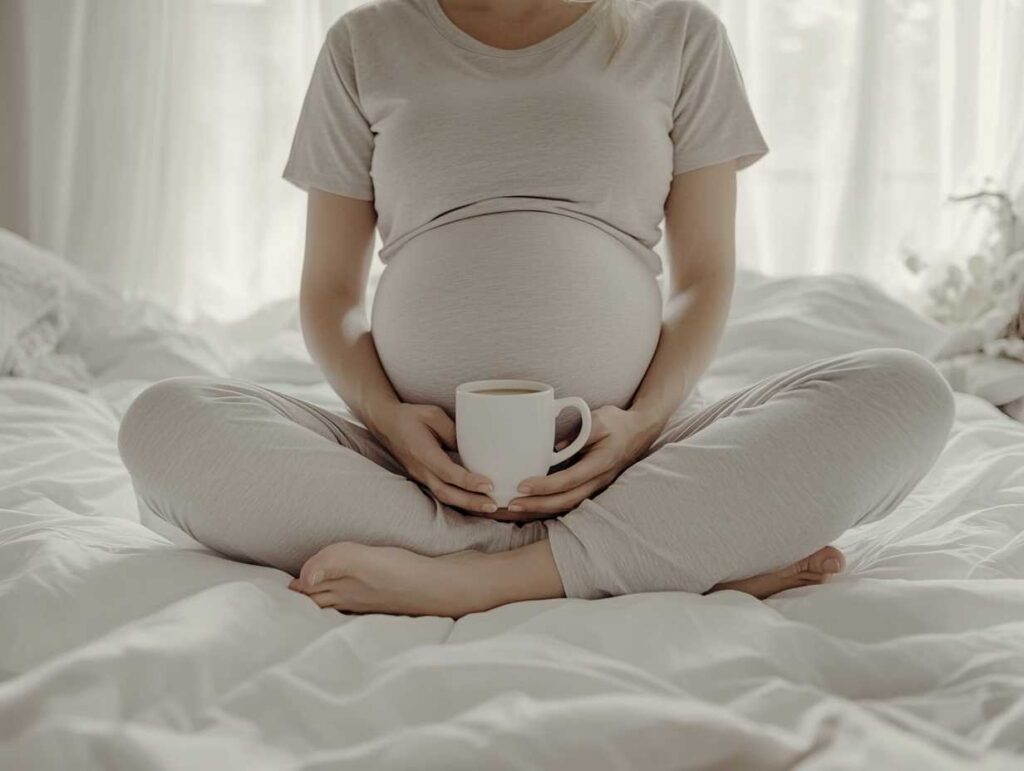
[701,270,951,401]
[0,228,231,387]
[0,229,92,387]
[936,353,1024,407]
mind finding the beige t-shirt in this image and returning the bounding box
[282,0,769,276]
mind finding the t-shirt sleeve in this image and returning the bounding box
[282,21,375,200]
[670,6,769,176]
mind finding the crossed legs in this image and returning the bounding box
[119,348,954,616]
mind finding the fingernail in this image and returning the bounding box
[309,570,324,586]
[823,558,840,573]
[477,483,494,493]
[482,503,497,513]
[509,504,523,512]
[517,484,532,494]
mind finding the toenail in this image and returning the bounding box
[309,570,324,586]
[823,558,840,573]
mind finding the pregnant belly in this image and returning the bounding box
[370,211,663,440]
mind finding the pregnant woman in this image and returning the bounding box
[118,0,955,617]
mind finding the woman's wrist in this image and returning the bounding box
[360,392,402,437]
[627,401,673,445]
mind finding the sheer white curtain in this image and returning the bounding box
[712,0,1024,288]
[1,0,1022,321]
[1,0,349,321]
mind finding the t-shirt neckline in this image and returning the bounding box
[424,0,601,58]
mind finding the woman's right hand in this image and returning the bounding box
[370,402,498,515]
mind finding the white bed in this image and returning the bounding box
[2,236,1024,769]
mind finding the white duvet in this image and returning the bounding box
[1,260,1024,770]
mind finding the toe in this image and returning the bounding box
[297,560,324,590]
[309,591,338,609]
[806,545,845,575]
[710,546,845,600]
[299,542,359,590]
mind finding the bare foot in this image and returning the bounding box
[287,541,845,617]
[709,545,845,599]
[288,541,562,618]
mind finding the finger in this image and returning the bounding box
[419,405,457,449]
[584,416,610,445]
[556,425,605,453]
[480,509,519,522]
[518,449,613,496]
[424,471,498,514]
[423,442,493,494]
[484,506,556,523]
[508,476,609,516]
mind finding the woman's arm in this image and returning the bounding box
[300,189,497,514]
[501,161,737,519]
[629,160,736,434]
[299,190,396,432]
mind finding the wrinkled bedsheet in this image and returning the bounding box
[1,270,1023,769]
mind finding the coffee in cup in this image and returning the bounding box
[455,379,592,508]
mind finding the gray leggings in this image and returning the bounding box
[117,348,954,599]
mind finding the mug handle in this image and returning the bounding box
[549,397,592,467]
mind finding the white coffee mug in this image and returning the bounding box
[455,379,592,508]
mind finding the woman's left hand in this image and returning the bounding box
[492,405,664,521]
